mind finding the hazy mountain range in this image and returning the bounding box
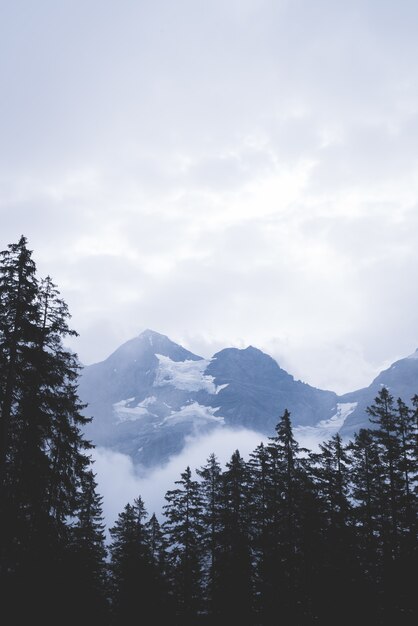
[79,330,418,467]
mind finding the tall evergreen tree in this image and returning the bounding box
[265,410,313,623]
[0,238,106,624]
[313,434,351,528]
[310,433,359,622]
[348,428,383,562]
[0,236,39,582]
[411,394,418,471]
[395,397,416,537]
[146,512,169,576]
[217,450,253,626]
[196,453,223,621]
[163,466,204,625]
[0,236,38,489]
[65,469,109,622]
[144,513,172,622]
[247,442,271,622]
[367,387,404,553]
[109,496,153,624]
[367,389,418,620]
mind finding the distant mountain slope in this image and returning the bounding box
[339,348,418,437]
[79,330,338,467]
[79,331,418,466]
[79,330,208,466]
[205,346,337,431]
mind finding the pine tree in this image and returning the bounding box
[163,466,204,625]
[0,236,38,489]
[346,428,385,619]
[217,450,253,626]
[348,428,383,561]
[411,395,418,507]
[310,433,358,622]
[247,442,271,623]
[0,237,107,624]
[369,391,418,621]
[411,395,418,473]
[0,237,39,584]
[395,397,416,536]
[403,395,418,619]
[146,512,169,576]
[109,496,153,624]
[313,434,350,527]
[196,453,223,621]
[265,409,312,623]
[367,387,406,550]
[65,469,109,622]
[144,513,172,622]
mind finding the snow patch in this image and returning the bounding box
[154,354,227,394]
[294,402,357,450]
[138,396,157,408]
[407,348,418,359]
[114,396,157,423]
[114,397,135,407]
[162,401,225,426]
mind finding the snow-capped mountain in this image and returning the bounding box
[79,330,338,466]
[79,331,418,466]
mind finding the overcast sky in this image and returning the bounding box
[1,0,418,394]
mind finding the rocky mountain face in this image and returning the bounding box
[338,348,418,437]
[79,330,338,467]
[79,331,418,467]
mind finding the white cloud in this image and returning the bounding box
[92,427,266,534]
[93,404,360,537]
[2,1,418,393]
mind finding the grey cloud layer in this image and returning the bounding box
[1,0,418,393]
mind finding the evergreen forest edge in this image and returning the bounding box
[1,237,417,625]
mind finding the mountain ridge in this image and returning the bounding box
[79,329,418,466]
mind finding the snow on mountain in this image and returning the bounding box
[79,330,418,467]
[162,402,225,427]
[114,396,158,423]
[154,354,227,394]
[294,402,357,450]
[80,330,337,467]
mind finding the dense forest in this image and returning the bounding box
[1,237,417,625]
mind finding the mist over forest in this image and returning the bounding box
[1,237,417,624]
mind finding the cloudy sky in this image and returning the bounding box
[2,0,418,394]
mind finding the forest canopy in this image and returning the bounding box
[0,237,416,625]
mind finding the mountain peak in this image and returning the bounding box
[209,344,293,385]
[244,345,266,355]
[101,330,203,365]
[80,331,339,467]
[138,328,169,342]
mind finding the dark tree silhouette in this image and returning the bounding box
[196,453,223,621]
[1,239,417,625]
[163,466,204,625]
[109,496,153,623]
[0,237,107,624]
